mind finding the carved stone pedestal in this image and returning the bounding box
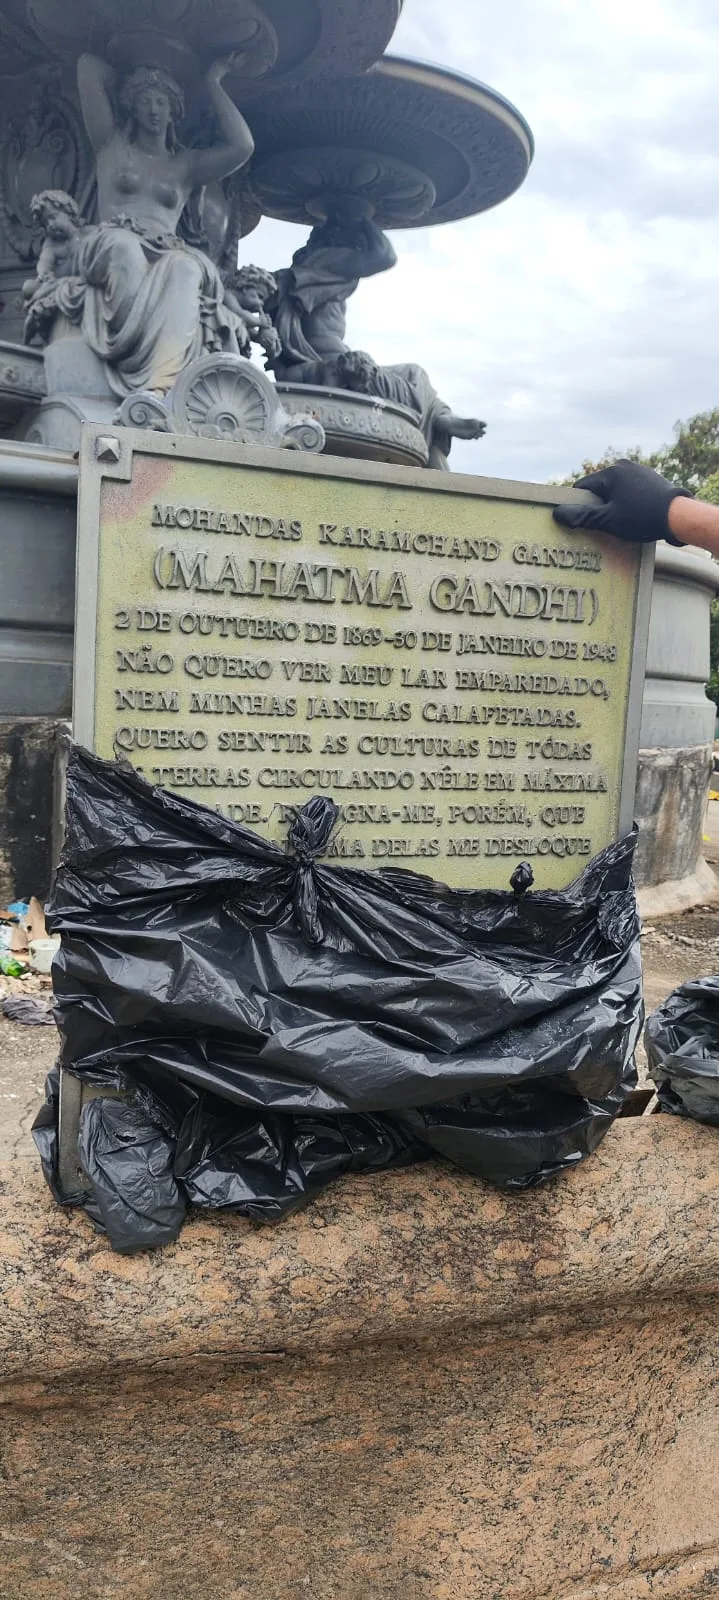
[277,381,429,467]
[115,355,326,451]
[0,340,45,431]
[21,347,326,453]
[20,330,116,449]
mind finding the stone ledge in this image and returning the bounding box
[2,1117,719,1385]
[4,1119,719,1599]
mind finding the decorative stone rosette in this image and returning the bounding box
[116,353,326,452]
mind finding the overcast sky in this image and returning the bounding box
[244,0,719,483]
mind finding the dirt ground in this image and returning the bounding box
[2,807,719,1161]
[0,975,56,1161]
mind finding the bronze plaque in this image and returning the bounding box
[75,429,654,890]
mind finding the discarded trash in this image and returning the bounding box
[2,995,56,1026]
[0,953,28,978]
[23,897,48,944]
[6,901,29,919]
[35,747,643,1254]
[9,921,29,956]
[28,936,60,975]
[645,977,719,1123]
[0,898,55,970]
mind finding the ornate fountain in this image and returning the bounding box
[0,0,536,892]
[0,0,533,464]
[0,4,711,946]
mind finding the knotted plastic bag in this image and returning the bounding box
[35,747,643,1252]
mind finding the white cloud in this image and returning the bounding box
[242,0,719,482]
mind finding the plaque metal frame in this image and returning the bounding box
[73,423,655,844]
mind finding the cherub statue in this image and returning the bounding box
[221,264,282,367]
[23,190,87,346]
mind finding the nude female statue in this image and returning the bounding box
[72,51,255,395]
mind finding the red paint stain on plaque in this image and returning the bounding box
[99,455,177,526]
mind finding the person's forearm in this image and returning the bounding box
[668,495,719,558]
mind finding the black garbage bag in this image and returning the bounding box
[34,747,643,1251]
[645,977,719,1124]
[33,1065,61,1197]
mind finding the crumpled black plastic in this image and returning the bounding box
[34,746,643,1252]
[645,977,719,1124]
[2,995,56,1026]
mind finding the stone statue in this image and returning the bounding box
[25,52,256,397]
[221,264,282,367]
[336,348,487,472]
[269,211,485,469]
[271,212,397,386]
[22,190,87,346]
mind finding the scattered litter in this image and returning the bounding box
[5,901,29,919]
[28,936,60,975]
[22,897,47,943]
[2,995,56,1026]
[0,954,28,979]
[0,898,56,972]
[9,922,29,956]
[0,971,52,1003]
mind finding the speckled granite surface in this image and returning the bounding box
[3,1120,719,1598]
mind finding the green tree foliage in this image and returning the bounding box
[563,408,719,492]
[553,445,649,487]
[696,469,719,507]
[560,408,719,710]
[656,410,719,492]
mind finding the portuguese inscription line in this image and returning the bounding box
[114,610,622,666]
[111,689,600,733]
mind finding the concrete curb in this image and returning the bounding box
[638,855,719,921]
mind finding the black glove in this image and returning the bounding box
[553,460,691,546]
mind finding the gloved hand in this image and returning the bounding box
[553,459,691,546]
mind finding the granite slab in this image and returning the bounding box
[2,1120,719,1598]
